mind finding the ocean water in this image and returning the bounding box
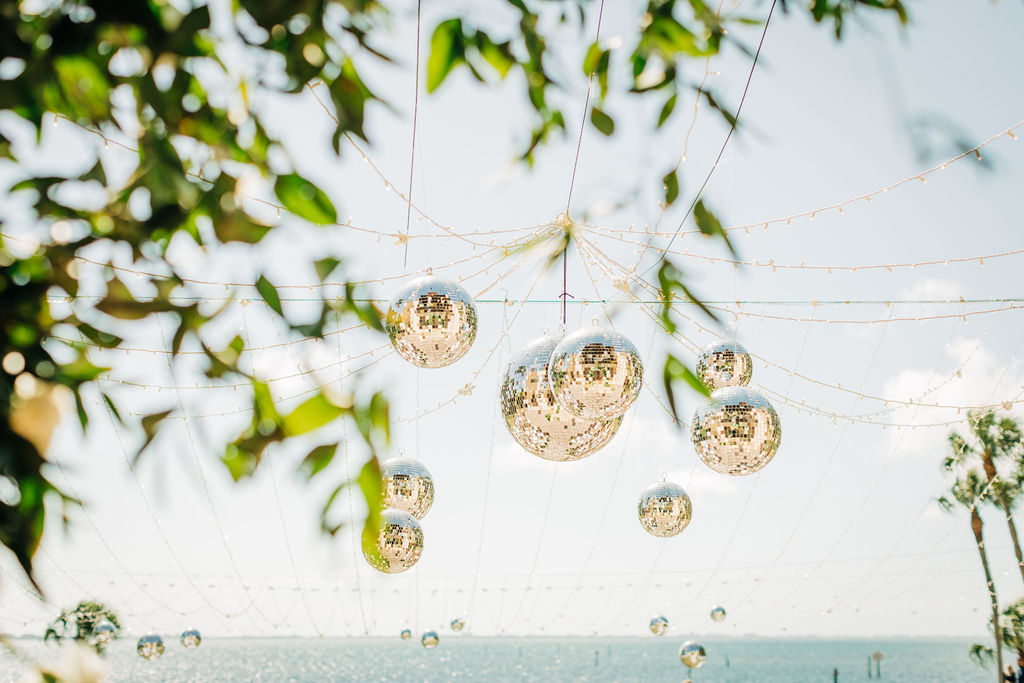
[0,637,993,682]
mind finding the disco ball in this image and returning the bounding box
[679,641,707,669]
[400,629,412,641]
[180,628,201,649]
[362,509,424,574]
[692,386,781,476]
[93,620,116,645]
[137,634,165,660]
[649,615,669,636]
[500,334,622,461]
[385,275,478,368]
[697,340,753,392]
[548,325,644,420]
[381,457,435,519]
[711,605,727,622]
[637,482,693,537]
[421,631,440,649]
[450,618,465,632]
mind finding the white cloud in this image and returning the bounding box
[898,278,964,302]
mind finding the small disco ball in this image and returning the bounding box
[362,509,424,574]
[697,340,753,392]
[180,628,201,649]
[93,620,116,645]
[548,324,644,420]
[500,334,622,461]
[450,618,465,632]
[710,605,727,622]
[385,275,478,368]
[381,457,435,520]
[137,634,165,660]
[637,482,693,537]
[421,631,440,649]
[679,641,707,669]
[400,629,412,641]
[649,615,669,636]
[692,386,781,476]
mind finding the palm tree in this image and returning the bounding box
[970,599,1024,672]
[949,411,1024,587]
[939,469,1002,681]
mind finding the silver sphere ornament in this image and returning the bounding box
[679,641,707,669]
[692,386,781,476]
[385,275,478,368]
[93,620,116,645]
[549,325,644,420]
[381,457,434,519]
[362,509,424,574]
[500,334,622,461]
[450,618,465,632]
[697,340,753,391]
[180,628,201,649]
[637,481,693,538]
[710,605,727,622]
[649,615,669,636]
[400,629,412,641]
[137,634,165,660]
[421,631,440,649]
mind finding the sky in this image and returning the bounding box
[1,0,1024,641]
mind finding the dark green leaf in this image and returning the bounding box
[657,93,677,128]
[693,199,736,256]
[300,443,338,478]
[274,174,337,225]
[590,107,614,136]
[663,169,679,206]
[427,19,464,92]
[256,274,283,316]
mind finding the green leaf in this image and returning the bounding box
[590,107,614,136]
[662,169,679,206]
[657,93,677,128]
[274,174,337,225]
[282,394,344,437]
[300,443,338,478]
[314,257,341,281]
[256,275,283,317]
[477,35,514,78]
[134,410,173,465]
[693,199,736,256]
[427,19,464,92]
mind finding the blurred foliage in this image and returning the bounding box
[44,600,119,649]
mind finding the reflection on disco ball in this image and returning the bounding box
[400,629,412,641]
[692,386,781,476]
[381,457,435,519]
[137,634,165,660]
[679,641,707,669]
[93,620,116,645]
[362,509,424,574]
[649,615,669,636]
[180,628,201,649]
[385,275,478,368]
[637,482,693,537]
[697,340,753,392]
[421,631,440,649]
[500,334,622,461]
[450,618,465,632]
[549,325,643,420]
[710,605,727,622]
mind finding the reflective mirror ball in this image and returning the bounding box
[362,509,424,574]
[385,276,478,368]
[692,386,781,476]
[548,326,643,420]
[381,457,435,519]
[637,482,693,538]
[696,340,753,392]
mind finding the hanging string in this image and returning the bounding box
[402,0,423,268]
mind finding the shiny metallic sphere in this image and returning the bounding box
[710,605,727,622]
[400,629,412,641]
[93,620,116,645]
[500,334,622,461]
[692,386,781,476]
[637,482,693,537]
[381,457,434,519]
[385,275,478,368]
[450,617,465,632]
[649,615,669,636]
[697,340,753,391]
[362,509,424,574]
[180,628,201,649]
[137,634,165,660]
[421,631,440,649]
[679,641,707,669]
[549,325,644,420]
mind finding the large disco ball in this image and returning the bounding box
[637,482,693,538]
[400,628,412,640]
[93,620,116,645]
[421,631,440,649]
[385,275,478,368]
[137,634,165,660]
[649,615,669,636]
[381,457,434,519]
[180,628,201,649]
[692,386,781,476]
[679,641,707,669]
[362,509,424,574]
[697,340,753,392]
[500,334,622,461]
[450,618,465,632]
[710,605,727,622]
[548,325,643,420]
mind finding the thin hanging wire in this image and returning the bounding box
[402,0,424,268]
